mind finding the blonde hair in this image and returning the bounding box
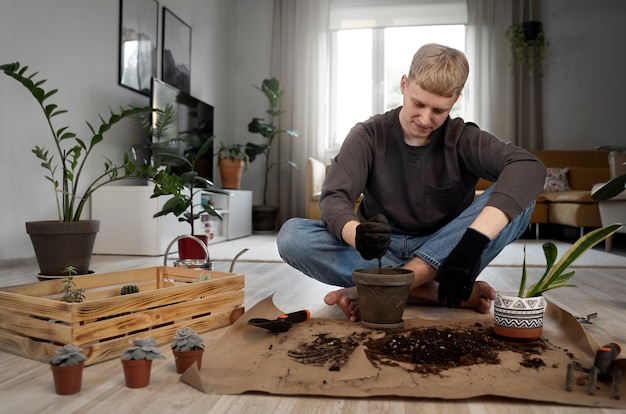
[408,43,469,97]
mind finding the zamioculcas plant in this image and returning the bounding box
[518,224,622,297]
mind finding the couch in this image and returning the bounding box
[306,151,610,237]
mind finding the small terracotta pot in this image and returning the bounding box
[219,158,245,189]
[121,359,153,388]
[493,290,545,341]
[352,267,414,329]
[50,362,84,395]
[172,348,205,373]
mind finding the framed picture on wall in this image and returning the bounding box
[162,8,191,93]
[118,0,158,96]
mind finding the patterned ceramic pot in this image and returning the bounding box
[493,290,546,341]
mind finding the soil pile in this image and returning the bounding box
[288,322,558,374]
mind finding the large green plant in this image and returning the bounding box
[1,62,169,222]
[518,224,622,297]
[591,145,626,202]
[245,78,298,205]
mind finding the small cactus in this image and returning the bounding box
[120,285,139,295]
[51,344,87,366]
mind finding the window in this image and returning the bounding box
[329,25,466,150]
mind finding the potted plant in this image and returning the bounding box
[494,224,622,341]
[151,134,231,259]
[50,344,87,395]
[0,62,171,276]
[505,21,548,76]
[216,141,249,189]
[245,78,299,232]
[171,326,205,373]
[120,337,165,388]
[592,145,626,202]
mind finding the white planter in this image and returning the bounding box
[493,290,546,341]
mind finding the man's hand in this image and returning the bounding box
[437,228,490,307]
[355,214,391,260]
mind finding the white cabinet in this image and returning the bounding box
[200,190,253,245]
[91,185,252,256]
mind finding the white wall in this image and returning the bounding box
[540,0,626,149]
[0,0,273,261]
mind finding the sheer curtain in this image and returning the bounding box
[466,0,543,149]
[269,0,330,222]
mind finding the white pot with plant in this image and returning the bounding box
[494,224,622,341]
[0,62,174,276]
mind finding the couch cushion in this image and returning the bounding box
[544,167,571,191]
[541,190,594,203]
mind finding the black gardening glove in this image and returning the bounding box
[436,228,490,307]
[355,214,391,260]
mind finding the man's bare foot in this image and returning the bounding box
[460,281,495,314]
[324,286,360,321]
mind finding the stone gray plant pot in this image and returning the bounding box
[26,220,99,277]
[352,267,414,329]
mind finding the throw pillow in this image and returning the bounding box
[544,167,571,192]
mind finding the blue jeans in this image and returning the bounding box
[277,185,534,287]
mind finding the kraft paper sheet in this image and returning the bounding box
[181,295,626,408]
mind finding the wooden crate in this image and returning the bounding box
[0,266,244,366]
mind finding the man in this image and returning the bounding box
[277,43,546,321]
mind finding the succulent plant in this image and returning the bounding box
[120,285,139,295]
[50,344,87,366]
[121,337,166,361]
[171,327,205,352]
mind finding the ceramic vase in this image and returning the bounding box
[493,290,546,341]
[172,348,205,374]
[121,359,153,388]
[50,362,84,395]
[352,267,414,329]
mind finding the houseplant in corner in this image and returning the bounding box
[245,78,298,232]
[50,344,87,395]
[216,141,249,189]
[171,326,205,373]
[1,62,170,276]
[493,224,622,341]
[120,337,165,388]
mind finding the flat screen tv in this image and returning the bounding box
[150,78,215,183]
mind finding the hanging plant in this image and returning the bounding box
[505,21,548,76]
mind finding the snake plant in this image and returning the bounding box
[518,224,622,297]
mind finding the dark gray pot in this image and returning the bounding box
[26,220,100,277]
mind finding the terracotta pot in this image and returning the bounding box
[178,235,208,260]
[172,348,205,373]
[352,267,414,329]
[252,205,280,233]
[121,359,153,388]
[26,220,99,276]
[493,290,546,341]
[50,362,84,395]
[219,158,245,189]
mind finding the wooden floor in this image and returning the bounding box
[1,248,625,413]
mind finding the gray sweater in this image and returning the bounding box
[320,108,546,239]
